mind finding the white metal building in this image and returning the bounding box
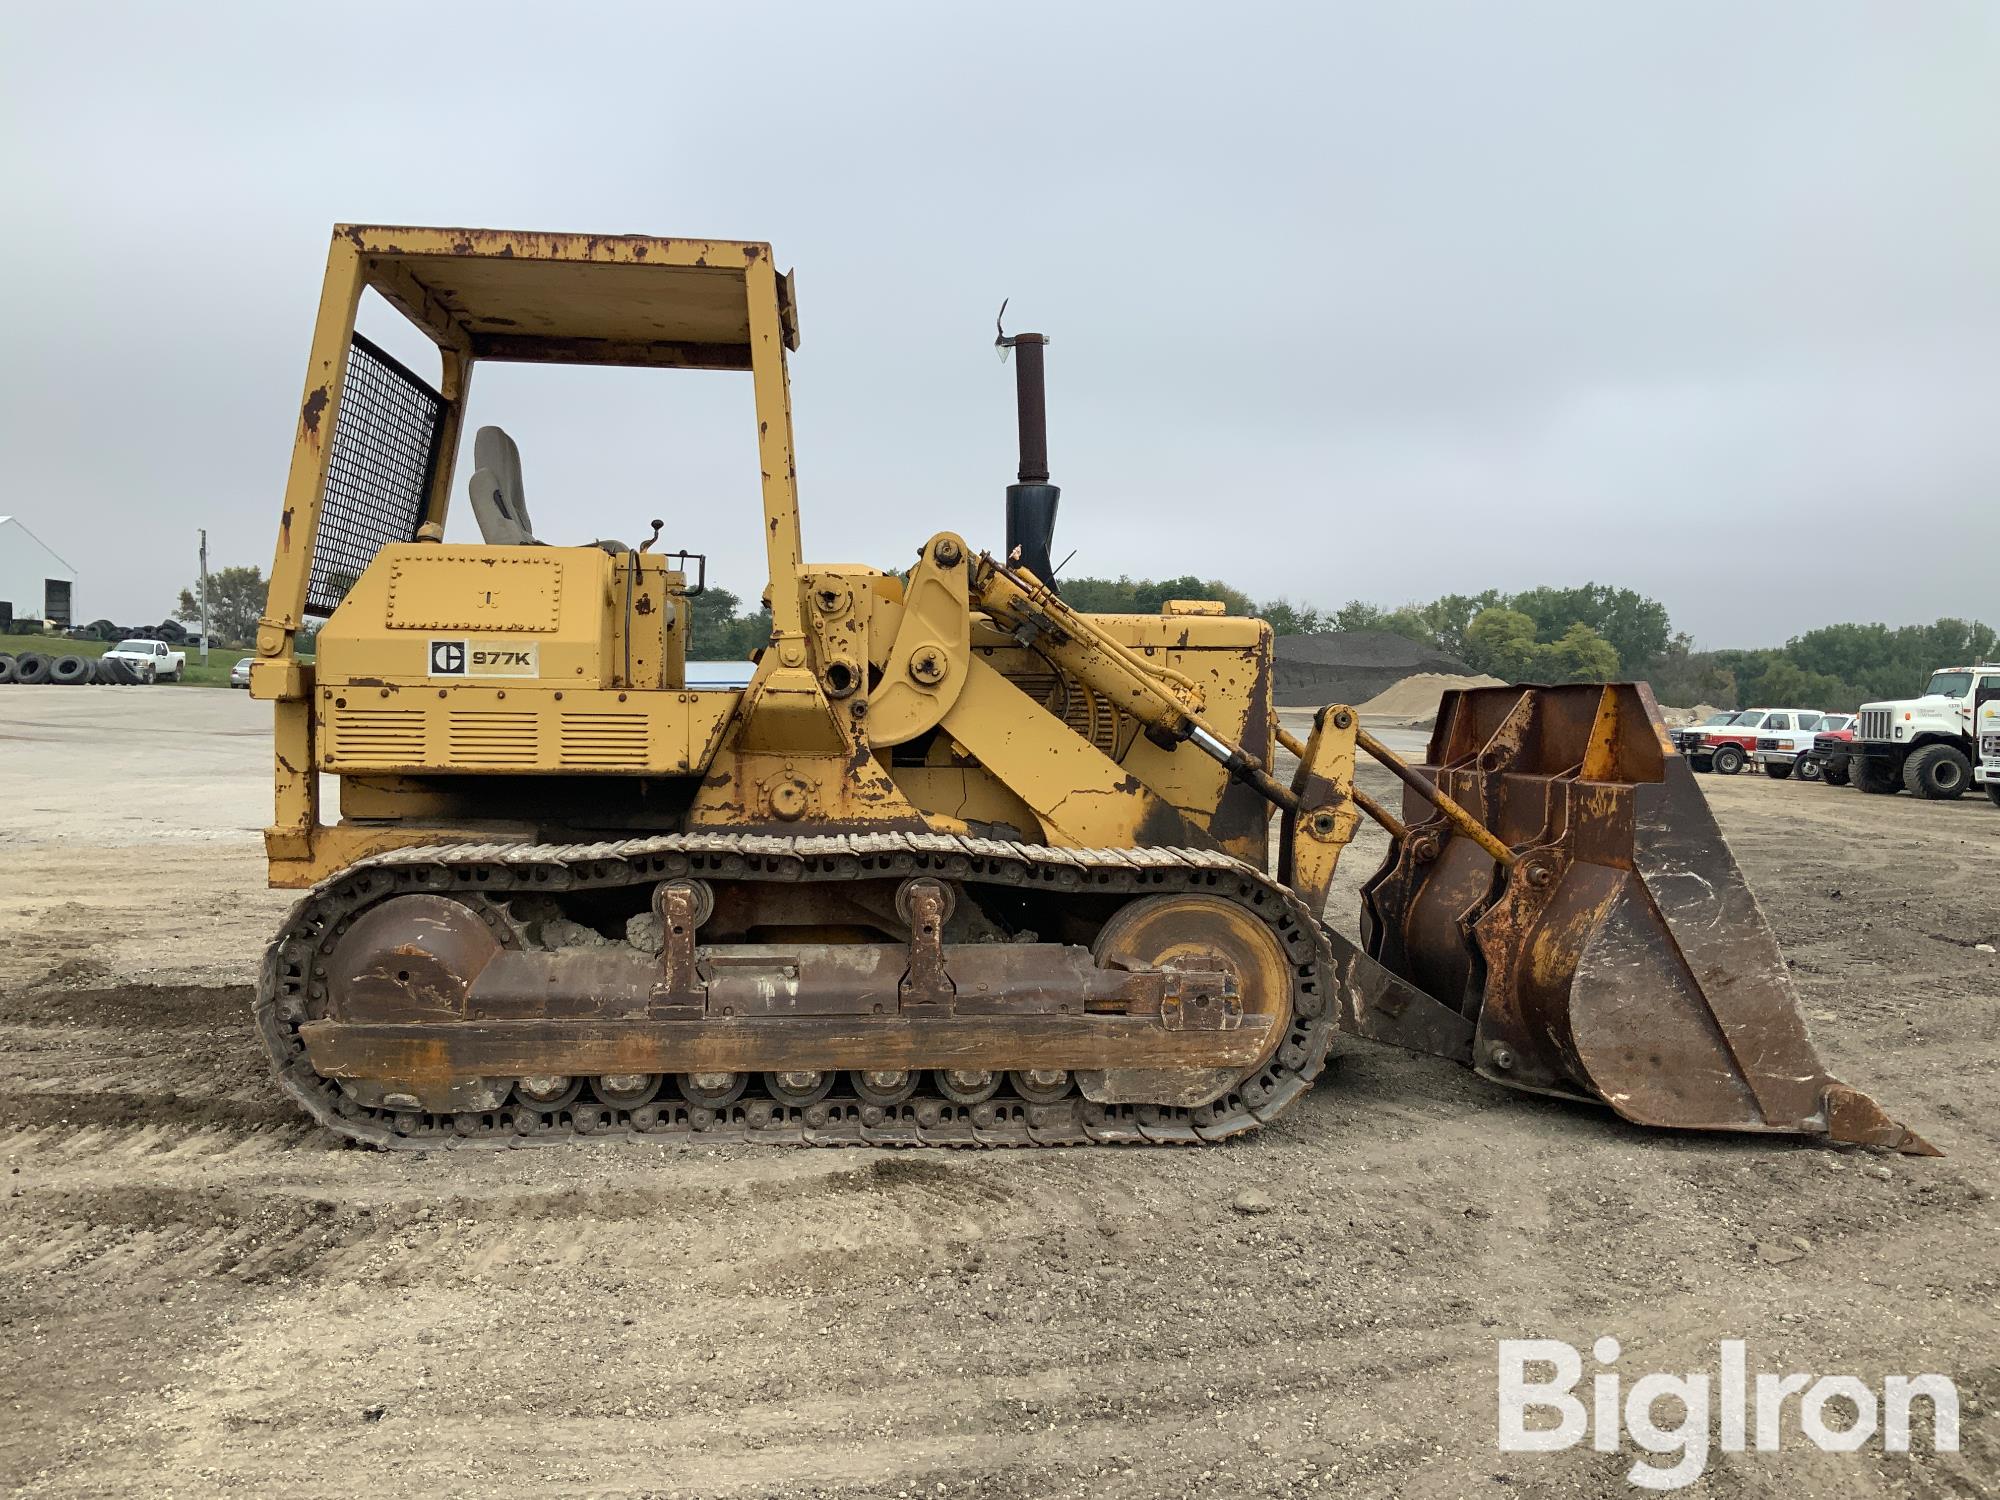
[0,515,78,629]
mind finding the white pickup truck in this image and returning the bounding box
[1978,697,2000,809]
[101,638,186,683]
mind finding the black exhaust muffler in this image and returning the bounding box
[999,325,1060,589]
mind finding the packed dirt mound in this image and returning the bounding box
[1355,671,1506,720]
[1273,630,1478,707]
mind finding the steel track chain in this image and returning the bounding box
[255,832,1338,1150]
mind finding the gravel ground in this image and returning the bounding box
[1,687,1993,1497]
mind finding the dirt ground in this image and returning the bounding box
[2,687,1994,1498]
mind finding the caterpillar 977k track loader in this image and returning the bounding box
[248,224,1932,1154]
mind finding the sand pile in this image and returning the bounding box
[1273,630,1479,707]
[1355,671,1507,719]
[1657,701,1723,727]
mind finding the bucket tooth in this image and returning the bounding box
[1824,1084,1940,1157]
[1357,683,1934,1153]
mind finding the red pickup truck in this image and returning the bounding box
[1755,713,1856,780]
[1693,708,1828,775]
[1795,719,1859,785]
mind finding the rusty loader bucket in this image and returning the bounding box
[1358,683,1935,1154]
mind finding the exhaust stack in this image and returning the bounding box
[998,316,1060,589]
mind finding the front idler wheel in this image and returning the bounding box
[1080,892,1293,1106]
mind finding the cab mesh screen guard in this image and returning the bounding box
[305,335,445,617]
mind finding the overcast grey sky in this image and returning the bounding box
[2,1,1994,646]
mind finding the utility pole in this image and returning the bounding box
[197,529,210,667]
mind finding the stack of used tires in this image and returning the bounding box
[35,621,192,645]
[0,650,149,686]
[89,655,148,684]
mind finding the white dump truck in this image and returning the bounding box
[1853,663,2000,799]
[1978,696,2000,809]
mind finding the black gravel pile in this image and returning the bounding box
[1272,630,1475,707]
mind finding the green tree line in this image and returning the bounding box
[1051,577,1993,707]
[688,570,1994,705]
[1647,619,1996,711]
[684,573,1652,685]
[686,586,775,661]
[1062,577,1655,685]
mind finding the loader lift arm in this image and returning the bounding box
[971,552,1510,870]
[968,554,1936,1157]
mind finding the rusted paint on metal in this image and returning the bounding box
[1358,725,1516,867]
[1327,925,1475,1062]
[1359,682,1933,1151]
[651,881,709,1009]
[1089,894,1290,1080]
[299,1010,1278,1088]
[471,333,752,371]
[1210,639,1278,857]
[1824,1083,1939,1155]
[324,894,505,1023]
[1276,708,1362,913]
[897,880,954,1007]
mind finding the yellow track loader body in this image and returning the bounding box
[248,225,1930,1154]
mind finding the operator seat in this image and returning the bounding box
[468,425,538,545]
[466,425,629,552]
